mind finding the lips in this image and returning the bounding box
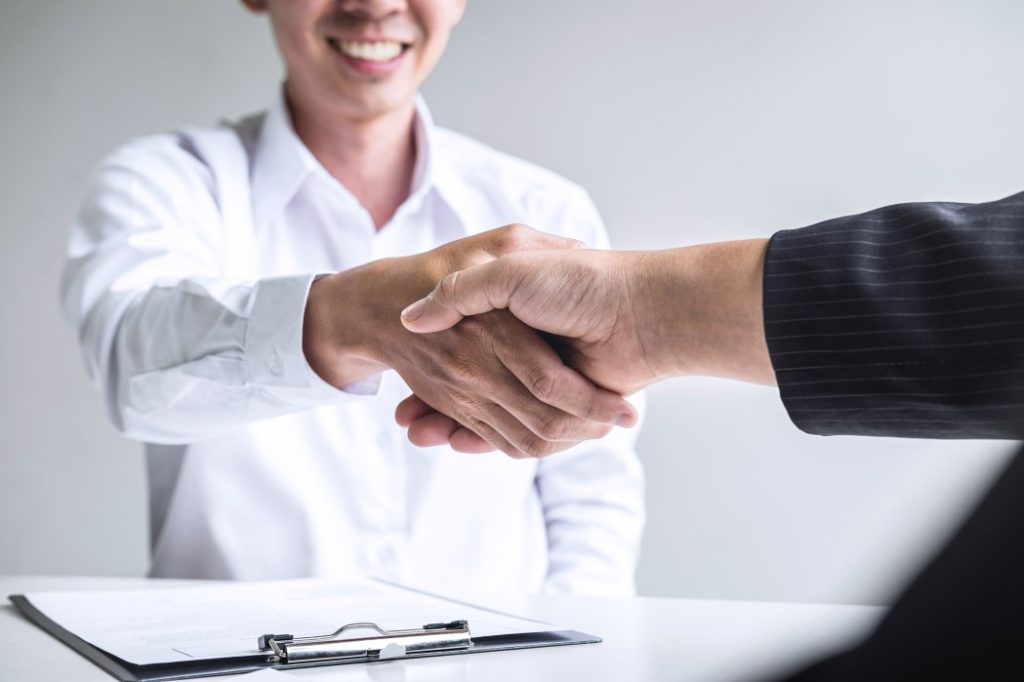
[327,36,411,62]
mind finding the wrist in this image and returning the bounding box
[635,239,774,384]
[303,252,452,387]
[302,266,387,387]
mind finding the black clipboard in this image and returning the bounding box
[10,591,600,681]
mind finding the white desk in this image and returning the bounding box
[0,576,882,682]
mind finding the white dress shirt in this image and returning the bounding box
[60,93,645,597]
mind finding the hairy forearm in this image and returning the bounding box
[632,239,775,385]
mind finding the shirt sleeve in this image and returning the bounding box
[763,190,1024,439]
[529,183,647,596]
[59,137,378,445]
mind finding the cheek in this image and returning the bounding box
[414,29,452,77]
[412,4,460,65]
[268,5,325,67]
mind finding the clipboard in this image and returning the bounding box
[10,581,601,681]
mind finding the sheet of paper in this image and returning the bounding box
[24,578,559,666]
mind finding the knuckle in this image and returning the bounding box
[526,368,559,402]
[584,395,615,423]
[465,416,510,454]
[458,315,487,335]
[447,359,483,388]
[437,270,460,304]
[505,223,529,238]
[537,412,574,441]
[498,223,532,249]
[520,432,558,459]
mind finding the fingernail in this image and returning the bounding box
[401,299,425,322]
[614,413,635,428]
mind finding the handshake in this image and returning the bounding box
[304,225,774,458]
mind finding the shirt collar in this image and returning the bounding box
[250,91,314,230]
[250,88,467,234]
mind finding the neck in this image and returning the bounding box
[286,83,418,230]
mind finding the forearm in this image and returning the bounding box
[633,239,774,385]
[764,191,1024,439]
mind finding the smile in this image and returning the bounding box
[335,39,406,62]
[328,37,411,62]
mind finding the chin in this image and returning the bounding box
[336,88,417,121]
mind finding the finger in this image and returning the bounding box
[440,327,613,450]
[406,411,460,447]
[394,368,530,455]
[491,377,617,449]
[461,407,539,459]
[395,394,436,427]
[444,337,599,454]
[408,414,496,453]
[438,317,625,451]
[402,260,513,333]
[404,395,579,458]
[447,426,496,454]
[393,391,442,428]
[496,329,637,427]
[398,394,499,452]
[473,401,578,459]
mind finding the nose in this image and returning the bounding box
[336,0,409,22]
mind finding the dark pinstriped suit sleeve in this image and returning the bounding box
[763,190,1024,439]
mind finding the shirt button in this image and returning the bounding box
[266,347,284,376]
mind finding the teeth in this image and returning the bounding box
[337,40,403,62]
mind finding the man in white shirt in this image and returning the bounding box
[60,0,645,596]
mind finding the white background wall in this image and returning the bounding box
[2,0,1022,604]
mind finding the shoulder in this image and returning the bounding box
[95,113,264,196]
[94,133,213,204]
[434,127,608,245]
[78,116,258,238]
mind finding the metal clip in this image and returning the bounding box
[258,620,471,664]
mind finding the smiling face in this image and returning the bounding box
[243,0,466,122]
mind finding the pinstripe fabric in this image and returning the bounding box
[763,191,1024,438]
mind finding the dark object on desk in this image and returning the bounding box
[779,446,1024,680]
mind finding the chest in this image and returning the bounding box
[248,190,470,277]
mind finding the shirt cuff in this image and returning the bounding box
[245,274,382,404]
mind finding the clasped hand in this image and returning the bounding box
[395,247,659,454]
[395,234,775,454]
[303,225,638,459]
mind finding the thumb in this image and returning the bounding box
[401,260,514,333]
